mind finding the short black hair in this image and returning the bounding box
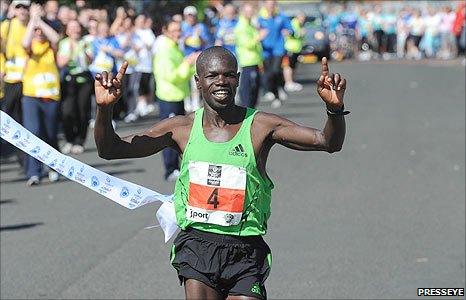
[196,46,238,75]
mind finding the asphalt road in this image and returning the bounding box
[1,60,465,299]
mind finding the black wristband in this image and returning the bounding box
[326,105,350,116]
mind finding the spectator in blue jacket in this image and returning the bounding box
[215,4,238,55]
[88,21,123,125]
[88,21,123,77]
[258,0,293,108]
[181,6,211,56]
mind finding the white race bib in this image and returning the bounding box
[187,161,246,226]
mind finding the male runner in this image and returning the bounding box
[94,46,347,299]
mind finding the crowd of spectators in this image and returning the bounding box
[0,0,465,185]
[320,1,465,61]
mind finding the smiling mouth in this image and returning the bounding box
[212,89,230,97]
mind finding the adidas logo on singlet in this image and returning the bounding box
[229,144,248,157]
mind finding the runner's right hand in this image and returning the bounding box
[94,61,128,106]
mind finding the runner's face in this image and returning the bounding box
[196,57,239,110]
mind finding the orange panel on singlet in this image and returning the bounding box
[188,182,245,213]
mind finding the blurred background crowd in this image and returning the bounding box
[0,0,465,185]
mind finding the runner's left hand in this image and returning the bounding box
[316,57,346,110]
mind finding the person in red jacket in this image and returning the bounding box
[452,2,465,56]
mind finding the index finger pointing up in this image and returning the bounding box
[115,61,128,81]
[321,57,329,77]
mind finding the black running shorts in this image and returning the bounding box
[171,228,272,299]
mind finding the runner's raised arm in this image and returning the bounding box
[262,57,347,152]
[94,61,187,159]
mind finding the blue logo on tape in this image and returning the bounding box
[12,130,21,140]
[120,187,130,198]
[91,176,99,187]
[68,167,75,177]
[50,159,57,168]
[31,146,40,154]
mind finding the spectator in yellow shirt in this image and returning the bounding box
[0,0,31,120]
[0,52,5,100]
[0,0,30,170]
[21,3,60,186]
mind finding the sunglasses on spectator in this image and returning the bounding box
[16,4,30,9]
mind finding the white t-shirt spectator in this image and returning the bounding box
[409,16,425,36]
[134,28,156,73]
[151,34,165,56]
[116,32,140,74]
[439,11,456,34]
[424,13,441,36]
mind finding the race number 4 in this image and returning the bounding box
[187,161,246,226]
[207,188,219,208]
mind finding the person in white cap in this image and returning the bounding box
[181,5,212,113]
[181,6,212,57]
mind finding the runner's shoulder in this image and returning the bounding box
[253,111,294,133]
[168,112,195,151]
[164,112,195,127]
[145,112,194,137]
[166,112,195,136]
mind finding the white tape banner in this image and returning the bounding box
[0,110,179,242]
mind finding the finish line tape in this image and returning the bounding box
[0,110,179,242]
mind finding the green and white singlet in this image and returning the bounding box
[174,107,274,236]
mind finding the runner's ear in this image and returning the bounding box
[194,74,201,90]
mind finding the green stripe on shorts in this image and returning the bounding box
[267,252,272,269]
[170,245,176,264]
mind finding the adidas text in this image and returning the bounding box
[229,144,248,157]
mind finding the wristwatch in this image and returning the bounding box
[326,105,350,116]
